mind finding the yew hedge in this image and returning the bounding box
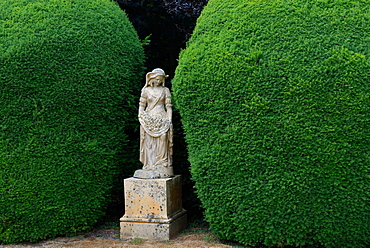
[0,0,144,243]
[172,0,370,247]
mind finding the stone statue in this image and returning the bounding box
[134,68,174,179]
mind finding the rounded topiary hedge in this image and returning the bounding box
[173,0,370,247]
[0,0,144,244]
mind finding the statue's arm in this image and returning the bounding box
[165,88,172,121]
[139,89,147,117]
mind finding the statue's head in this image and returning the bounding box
[145,68,169,87]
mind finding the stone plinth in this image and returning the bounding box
[120,175,187,240]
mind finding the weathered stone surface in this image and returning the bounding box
[120,175,187,240]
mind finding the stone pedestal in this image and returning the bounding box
[120,175,187,240]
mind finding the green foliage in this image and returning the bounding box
[172,0,370,247]
[0,0,144,244]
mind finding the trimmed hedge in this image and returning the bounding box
[0,0,144,244]
[173,0,370,247]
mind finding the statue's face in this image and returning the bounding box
[152,75,164,86]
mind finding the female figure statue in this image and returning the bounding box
[134,68,174,179]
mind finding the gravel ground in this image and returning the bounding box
[1,227,236,248]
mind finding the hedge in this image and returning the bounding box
[172,0,370,247]
[0,0,144,243]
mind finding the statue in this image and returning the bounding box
[133,68,174,179]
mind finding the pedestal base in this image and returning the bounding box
[120,175,187,240]
[120,210,187,240]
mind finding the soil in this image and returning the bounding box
[1,227,236,248]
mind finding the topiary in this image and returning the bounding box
[172,0,370,247]
[0,0,144,244]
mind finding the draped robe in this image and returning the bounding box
[138,86,173,177]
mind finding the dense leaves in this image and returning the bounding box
[0,0,144,243]
[173,0,370,247]
[116,0,208,75]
